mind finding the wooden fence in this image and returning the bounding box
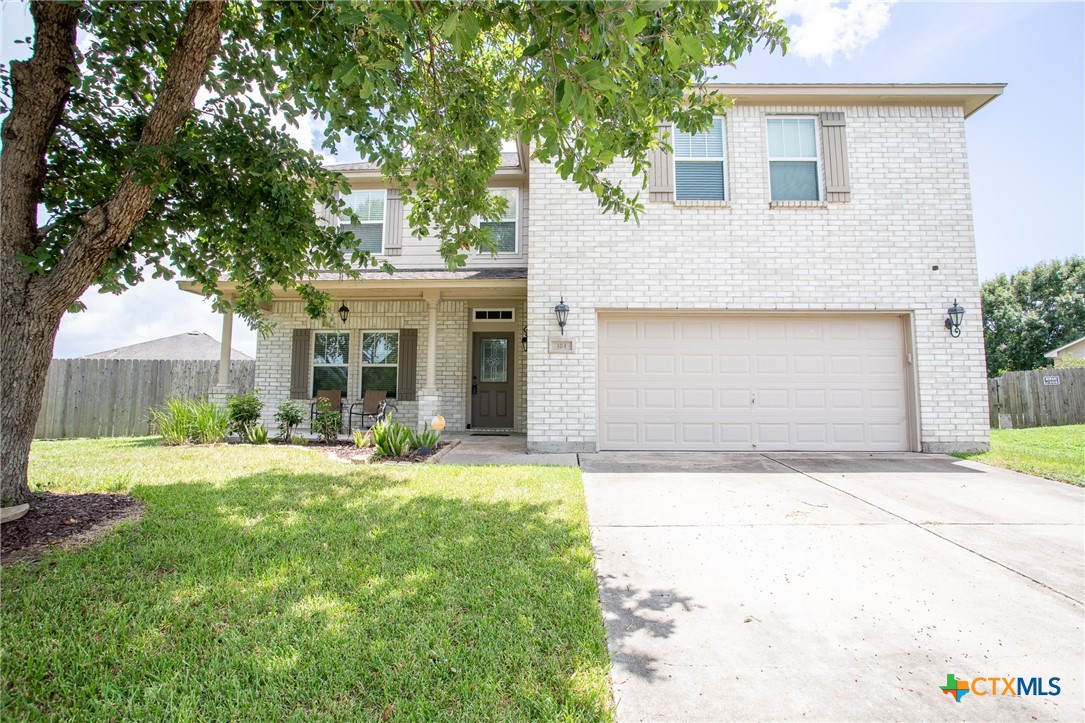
[988,367,1085,429]
[34,359,255,439]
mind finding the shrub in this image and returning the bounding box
[370,418,412,457]
[407,426,442,453]
[150,398,197,445]
[274,399,305,441]
[191,399,230,444]
[150,398,228,445]
[247,423,270,445]
[352,428,373,448]
[311,397,341,444]
[226,391,263,439]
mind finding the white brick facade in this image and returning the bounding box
[255,298,527,435]
[526,104,989,453]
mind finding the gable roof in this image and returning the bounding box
[78,331,252,361]
[1044,335,1085,358]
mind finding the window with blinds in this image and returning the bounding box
[673,118,726,201]
[767,118,820,201]
[340,190,386,253]
[480,188,518,254]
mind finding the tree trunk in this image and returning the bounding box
[0,305,63,505]
[0,0,225,505]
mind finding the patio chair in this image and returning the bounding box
[310,389,344,433]
[348,390,387,430]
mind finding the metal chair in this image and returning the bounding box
[310,389,344,433]
[348,390,387,430]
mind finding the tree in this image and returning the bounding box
[981,257,1085,376]
[1,1,786,505]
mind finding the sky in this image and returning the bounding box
[2,0,1083,359]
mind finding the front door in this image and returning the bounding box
[471,332,514,428]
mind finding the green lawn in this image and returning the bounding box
[955,425,1085,486]
[2,439,612,721]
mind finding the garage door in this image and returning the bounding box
[597,314,912,451]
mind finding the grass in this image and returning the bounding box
[955,425,1085,486]
[2,439,612,721]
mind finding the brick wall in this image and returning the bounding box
[526,104,990,453]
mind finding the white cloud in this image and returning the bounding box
[54,278,258,359]
[775,0,897,65]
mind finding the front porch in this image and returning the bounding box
[203,269,528,436]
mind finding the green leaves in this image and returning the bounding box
[21,0,788,330]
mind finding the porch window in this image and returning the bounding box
[480,188,518,254]
[312,332,349,397]
[361,331,399,398]
[340,190,386,253]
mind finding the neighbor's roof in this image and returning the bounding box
[1044,335,1085,358]
[79,331,252,361]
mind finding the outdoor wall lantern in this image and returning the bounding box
[944,299,964,337]
[521,324,528,350]
[554,297,570,335]
[338,302,350,324]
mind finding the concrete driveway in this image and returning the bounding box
[581,452,1084,722]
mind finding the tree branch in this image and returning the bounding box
[32,0,226,314]
[0,0,80,281]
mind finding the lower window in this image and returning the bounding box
[361,331,399,398]
[312,332,349,397]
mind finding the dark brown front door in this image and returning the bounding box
[471,332,514,428]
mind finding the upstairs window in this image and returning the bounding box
[674,118,726,201]
[767,118,820,201]
[340,190,385,253]
[480,188,519,254]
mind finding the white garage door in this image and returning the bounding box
[597,314,912,451]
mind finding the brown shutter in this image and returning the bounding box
[648,123,675,203]
[820,112,851,203]
[290,329,311,399]
[398,328,418,401]
[384,188,403,256]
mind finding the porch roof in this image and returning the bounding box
[177,267,527,301]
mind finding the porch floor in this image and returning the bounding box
[438,433,579,467]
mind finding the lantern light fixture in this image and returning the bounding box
[521,324,528,350]
[554,296,570,335]
[944,299,964,337]
[338,302,349,324]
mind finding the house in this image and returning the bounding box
[79,331,252,361]
[1044,336,1085,365]
[183,83,1003,454]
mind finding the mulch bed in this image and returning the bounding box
[304,440,452,463]
[1,492,139,558]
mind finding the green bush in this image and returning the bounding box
[149,398,196,446]
[352,428,373,448]
[311,397,341,444]
[370,418,412,457]
[407,426,442,452]
[226,391,263,439]
[274,399,305,441]
[247,423,270,445]
[150,398,228,445]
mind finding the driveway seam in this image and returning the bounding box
[762,454,1084,606]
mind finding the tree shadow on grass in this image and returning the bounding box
[1,467,612,721]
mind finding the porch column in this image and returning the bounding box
[424,291,439,391]
[209,305,237,408]
[417,291,442,431]
[218,307,233,387]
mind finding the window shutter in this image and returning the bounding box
[398,328,418,401]
[820,112,851,202]
[384,188,403,256]
[290,329,311,399]
[648,123,675,203]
